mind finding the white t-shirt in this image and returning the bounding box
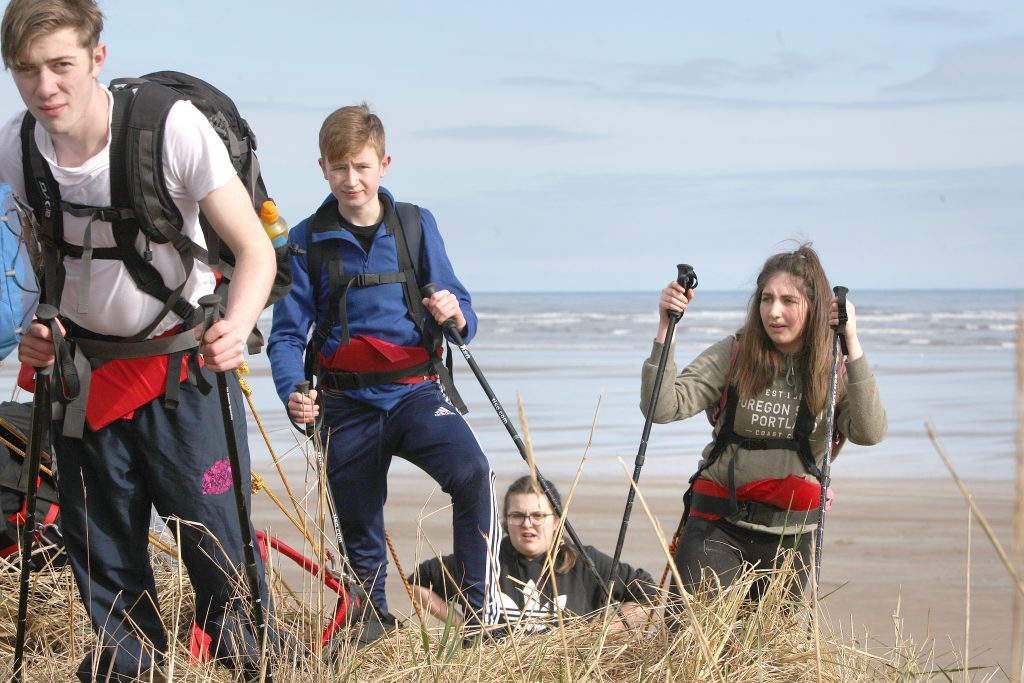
[0,85,236,338]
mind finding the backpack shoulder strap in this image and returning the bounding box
[108,82,199,341]
[110,81,187,245]
[390,199,468,414]
[390,200,425,325]
[710,335,741,425]
[303,200,341,382]
[19,113,64,307]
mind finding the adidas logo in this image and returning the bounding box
[434,406,455,417]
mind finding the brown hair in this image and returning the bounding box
[2,0,104,70]
[318,102,385,163]
[733,242,837,414]
[503,475,576,574]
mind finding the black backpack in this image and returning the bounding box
[0,402,64,570]
[20,70,291,349]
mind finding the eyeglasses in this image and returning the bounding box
[506,512,554,526]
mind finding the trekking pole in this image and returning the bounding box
[10,305,58,683]
[607,264,697,589]
[295,380,363,648]
[815,286,848,584]
[420,283,616,603]
[198,295,271,681]
[295,381,349,562]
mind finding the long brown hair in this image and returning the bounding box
[503,475,576,574]
[733,243,835,414]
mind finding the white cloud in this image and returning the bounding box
[885,36,1024,97]
[627,52,818,89]
[883,7,987,29]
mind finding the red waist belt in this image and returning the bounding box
[320,335,437,386]
[690,475,832,524]
[19,328,194,431]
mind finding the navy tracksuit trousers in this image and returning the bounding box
[53,370,269,682]
[323,382,501,626]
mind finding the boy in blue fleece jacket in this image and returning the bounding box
[267,104,501,634]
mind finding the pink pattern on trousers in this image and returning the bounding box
[201,459,233,495]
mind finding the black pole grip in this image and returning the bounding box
[833,286,848,333]
[420,282,458,332]
[294,380,316,437]
[668,264,699,323]
[832,286,849,355]
[35,303,80,402]
[198,293,222,326]
[676,263,698,290]
[34,303,58,324]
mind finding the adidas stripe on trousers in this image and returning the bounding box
[322,382,502,625]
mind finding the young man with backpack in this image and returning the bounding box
[0,1,277,680]
[267,103,502,640]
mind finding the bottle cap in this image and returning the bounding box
[260,200,279,223]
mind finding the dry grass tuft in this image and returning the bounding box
[0,537,942,682]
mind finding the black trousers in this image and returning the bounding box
[54,370,270,682]
[671,516,812,602]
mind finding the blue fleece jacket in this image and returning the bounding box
[267,189,476,410]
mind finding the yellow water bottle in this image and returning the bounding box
[260,200,288,248]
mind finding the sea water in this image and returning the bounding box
[1,289,1020,482]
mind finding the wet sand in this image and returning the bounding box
[250,453,1020,677]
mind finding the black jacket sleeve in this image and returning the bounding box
[408,553,460,600]
[582,545,658,604]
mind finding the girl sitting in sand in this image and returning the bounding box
[643,242,886,600]
[409,475,656,631]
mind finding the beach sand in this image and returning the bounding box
[250,452,1020,677]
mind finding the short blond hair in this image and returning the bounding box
[318,103,385,163]
[2,0,104,69]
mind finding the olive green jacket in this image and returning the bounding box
[640,335,887,534]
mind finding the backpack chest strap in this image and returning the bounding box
[327,267,410,347]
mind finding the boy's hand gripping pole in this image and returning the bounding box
[421,283,617,605]
[11,305,61,683]
[199,295,272,681]
[815,286,847,584]
[608,264,697,589]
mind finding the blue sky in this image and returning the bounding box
[2,1,1021,291]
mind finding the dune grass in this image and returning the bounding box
[0,518,951,683]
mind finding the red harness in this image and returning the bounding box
[690,475,832,522]
[319,334,437,385]
[19,349,192,431]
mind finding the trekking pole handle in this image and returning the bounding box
[669,264,699,322]
[34,303,58,324]
[198,293,222,328]
[294,380,316,438]
[833,286,848,333]
[420,282,459,333]
[32,304,59,376]
[832,286,849,355]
